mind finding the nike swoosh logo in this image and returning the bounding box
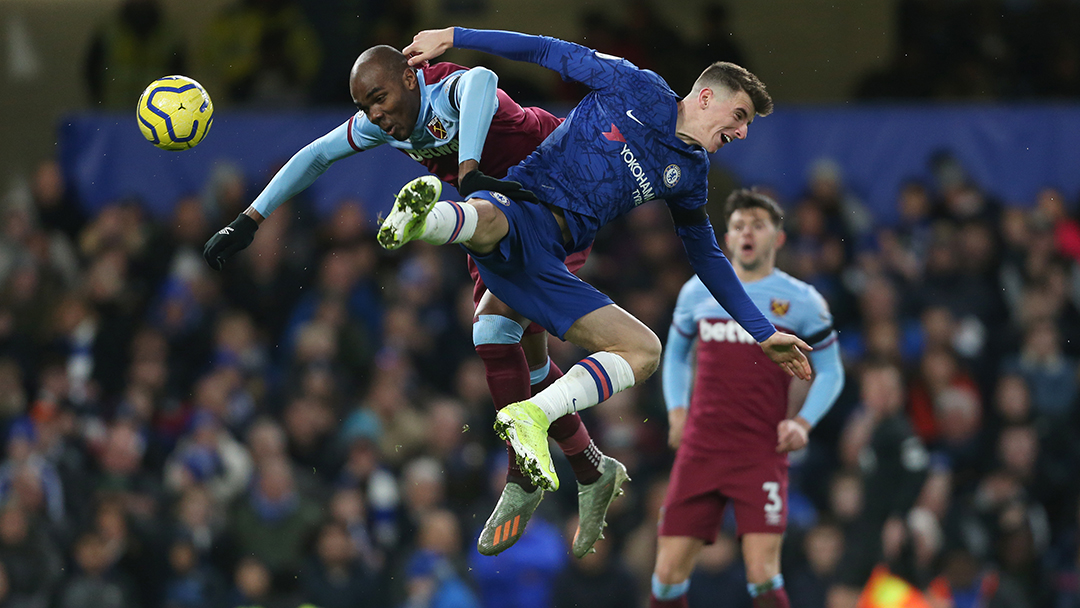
[626,109,644,126]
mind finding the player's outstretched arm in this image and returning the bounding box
[408,27,633,91]
[203,121,359,270]
[759,332,813,381]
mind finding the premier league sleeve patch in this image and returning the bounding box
[426,115,448,140]
[664,164,682,188]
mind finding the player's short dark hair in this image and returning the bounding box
[356,45,410,75]
[723,188,784,229]
[694,62,773,117]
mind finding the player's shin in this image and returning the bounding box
[536,358,604,485]
[650,575,690,608]
[748,575,790,608]
[474,315,535,491]
[528,352,636,423]
[421,201,479,245]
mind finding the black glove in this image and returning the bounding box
[203,213,258,270]
[459,169,539,203]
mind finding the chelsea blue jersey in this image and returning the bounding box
[456,29,710,254]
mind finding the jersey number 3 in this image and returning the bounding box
[762,481,783,525]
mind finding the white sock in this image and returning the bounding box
[421,201,478,245]
[529,352,635,423]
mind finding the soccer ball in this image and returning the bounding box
[136,75,214,151]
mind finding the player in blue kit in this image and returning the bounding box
[382,27,813,557]
[201,44,623,558]
[651,189,844,608]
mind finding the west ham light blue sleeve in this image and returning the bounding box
[662,322,695,411]
[674,221,776,342]
[452,68,499,164]
[799,340,844,427]
[663,281,699,411]
[251,120,360,217]
[453,28,638,91]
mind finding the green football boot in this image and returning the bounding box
[572,455,629,558]
[377,175,442,250]
[477,481,544,556]
[494,401,559,491]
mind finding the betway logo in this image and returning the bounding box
[619,143,654,205]
[699,319,756,344]
[406,138,459,161]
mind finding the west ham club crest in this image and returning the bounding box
[426,115,448,139]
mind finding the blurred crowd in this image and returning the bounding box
[83,0,1080,112]
[5,141,1080,608]
[0,0,1063,607]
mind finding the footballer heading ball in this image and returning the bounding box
[137,75,214,151]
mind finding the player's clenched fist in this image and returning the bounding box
[203,213,259,270]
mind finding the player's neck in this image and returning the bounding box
[674,100,704,148]
[734,263,774,283]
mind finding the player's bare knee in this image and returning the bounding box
[464,199,507,251]
[632,330,663,381]
[653,558,691,585]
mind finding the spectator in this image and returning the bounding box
[85,0,185,108]
[161,534,226,608]
[56,531,138,608]
[553,515,639,608]
[298,521,381,608]
[227,455,322,580]
[0,502,64,608]
[400,549,481,608]
[199,0,322,106]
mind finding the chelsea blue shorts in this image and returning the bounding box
[464,191,613,339]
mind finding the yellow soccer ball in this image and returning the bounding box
[136,75,214,151]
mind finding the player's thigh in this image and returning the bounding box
[740,532,783,584]
[654,535,706,584]
[464,198,508,253]
[475,289,532,327]
[563,304,661,381]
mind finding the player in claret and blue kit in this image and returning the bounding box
[382,27,814,558]
[200,44,618,558]
[651,189,845,608]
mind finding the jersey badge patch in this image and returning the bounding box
[426,115,448,139]
[770,298,790,316]
[490,192,511,206]
[664,164,681,188]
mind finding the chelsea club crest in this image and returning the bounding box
[663,164,681,188]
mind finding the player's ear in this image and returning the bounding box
[775,229,787,249]
[403,67,418,90]
[723,226,733,250]
[698,87,713,109]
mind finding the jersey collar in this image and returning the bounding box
[411,69,431,141]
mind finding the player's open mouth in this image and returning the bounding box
[721,134,732,144]
[741,243,754,253]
